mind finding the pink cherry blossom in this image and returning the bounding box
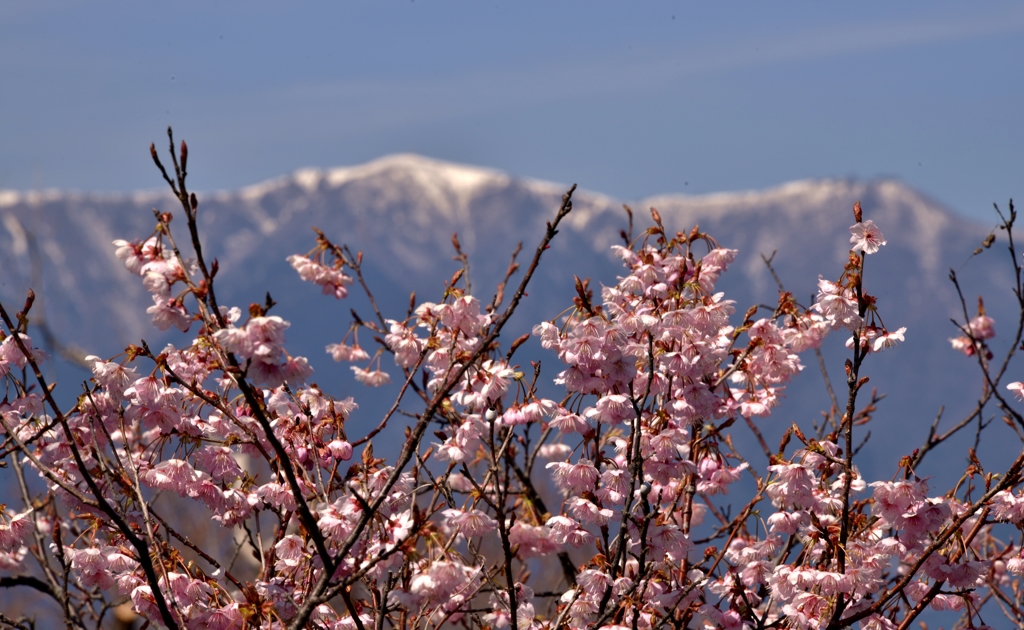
[1008,382,1024,401]
[146,295,191,332]
[325,439,353,461]
[288,254,353,299]
[949,334,975,355]
[871,326,906,352]
[850,219,886,254]
[326,342,370,362]
[969,314,995,339]
[811,276,861,330]
[549,409,591,434]
[195,446,242,483]
[546,459,599,494]
[351,365,391,386]
[0,334,48,376]
[442,508,498,537]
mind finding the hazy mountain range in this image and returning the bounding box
[0,154,1017,479]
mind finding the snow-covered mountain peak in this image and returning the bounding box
[220,154,524,227]
[322,153,509,193]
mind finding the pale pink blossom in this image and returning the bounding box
[288,254,352,299]
[871,327,906,352]
[993,490,1024,523]
[870,480,926,523]
[256,481,298,512]
[325,439,353,461]
[969,314,996,340]
[0,509,33,551]
[767,510,809,535]
[326,342,370,362]
[782,314,830,352]
[811,276,861,330]
[384,320,424,367]
[0,334,48,376]
[849,220,886,254]
[895,499,952,541]
[85,356,139,395]
[146,295,191,332]
[508,523,559,557]
[113,236,177,279]
[696,458,748,496]
[280,355,314,384]
[130,585,162,620]
[113,238,150,275]
[0,546,27,571]
[195,446,243,483]
[274,534,309,571]
[247,353,313,387]
[545,515,593,548]
[1008,382,1024,402]
[949,335,975,355]
[452,360,515,409]
[1008,553,1024,576]
[584,394,634,424]
[549,410,591,434]
[566,497,613,526]
[351,366,391,387]
[442,508,498,537]
[198,604,244,630]
[318,500,361,542]
[546,459,600,494]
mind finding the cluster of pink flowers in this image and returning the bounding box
[0,331,47,377]
[0,507,33,571]
[521,222,905,629]
[950,306,997,357]
[287,254,353,299]
[115,235,195,332]
[2,145,1022,630]
[212,307,313,387]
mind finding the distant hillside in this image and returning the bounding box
[0,155,1015,480]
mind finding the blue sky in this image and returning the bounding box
[2,1,1021,221]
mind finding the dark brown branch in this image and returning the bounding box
[0,576,57,599]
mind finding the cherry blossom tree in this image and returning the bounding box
[1,130,1023,630]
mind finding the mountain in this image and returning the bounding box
[0,155,1016,480]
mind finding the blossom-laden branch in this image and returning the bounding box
[1,136,1024,630]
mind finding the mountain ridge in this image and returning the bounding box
[0,152,996,353]
[0,152,968,227]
